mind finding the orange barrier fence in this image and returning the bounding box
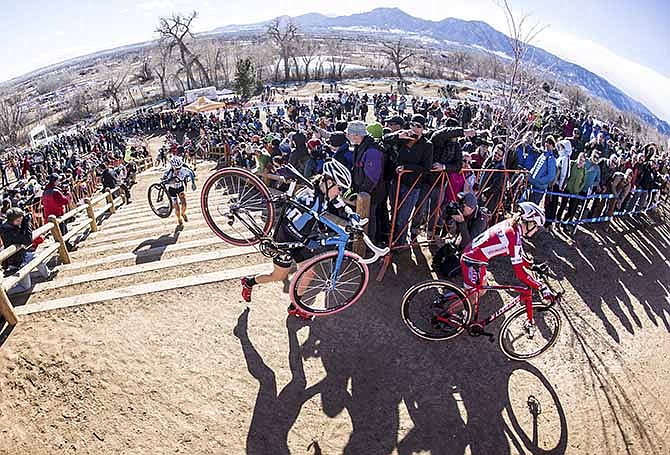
[377,167,528,280]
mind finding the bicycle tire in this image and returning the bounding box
[401,280,472,341]
[498,304,562,360]
[200,168,275,246]
[289,251,369,316]
[147,183,173,218]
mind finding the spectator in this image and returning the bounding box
[383,114,433,245]
[527,136,558,204]
[0,208,50,294]
[479,144,506,215]
[545,139,571,226]
[41,173,73,248]
[347,121,385,243]
[515,132,539,171]
[451,191,490,251]
[556,152,587,224]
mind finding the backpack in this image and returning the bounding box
[432,242,463,279]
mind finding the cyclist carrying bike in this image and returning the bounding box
[162,156,196,228]
[461,201,556,302]
[241,159,360,318]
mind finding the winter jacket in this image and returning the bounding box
[429,127,464,172]
[554,142,572,190]
[42,185,70,218]
[384,132,433,187]
[528,150,557,191]
[515,144,539,171]
[583,159,601,192]
[351,136,384,200]
[565,161,586,194]
[0,216,32,269]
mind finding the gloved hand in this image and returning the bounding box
[191,182,197,192]
[540,285,555,301]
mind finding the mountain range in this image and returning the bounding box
[212,7,670,135]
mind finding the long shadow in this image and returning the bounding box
[234,308,321,455]
[0,318,14,348]
[131,226,182,264]
[298,274,569,455]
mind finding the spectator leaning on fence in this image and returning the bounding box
[528,135,558,205]
[41,173,73,249]
[0,208,50,294]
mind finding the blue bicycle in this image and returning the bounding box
[200,165,389,316]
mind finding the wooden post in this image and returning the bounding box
[85,198,98,232]
[353,192,371,256]
[0,288,18,326]
[106,191,116,214]
[48,215,71,265]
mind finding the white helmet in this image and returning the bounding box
[170,156,183,168]
[518,201,545,226]
[322,159,352,189]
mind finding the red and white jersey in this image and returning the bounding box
[461,219,542,290]
[462,219,524,265]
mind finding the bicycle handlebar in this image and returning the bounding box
[530,263,565,307]
[357,232,390,265]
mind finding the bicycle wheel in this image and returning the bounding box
[290,251,369,316]
[498,304,562,360]
[200,168,275,246]
[401,280,472,341]
[147,183,173,218]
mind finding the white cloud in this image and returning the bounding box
[536,29,670,123]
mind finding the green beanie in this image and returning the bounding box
[366,122,384,139]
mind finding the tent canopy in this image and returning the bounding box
[184,96,227,113]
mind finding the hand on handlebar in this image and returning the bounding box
[540,285,557,302]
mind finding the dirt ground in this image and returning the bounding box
[0,144,669,454]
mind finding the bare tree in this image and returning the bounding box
[381,39,415,80]
[154,45,171,98]
[299,37,318,82]
[103,68,129,113]
[134,57,154,83]
[563,84,588,110]
[0,95,24,146]
[266,18,299,81]
[447,51,471,78]
[327,39,347,80]
[156,11,212,89]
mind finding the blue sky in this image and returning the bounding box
[1,0,669,120]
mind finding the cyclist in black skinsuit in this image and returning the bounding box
[241,160,359,317]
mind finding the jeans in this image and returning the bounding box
[393,184,420,245]
[7,251,50,295]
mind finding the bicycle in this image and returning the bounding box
[200,165,390,317]
[147,180,173,218]
[400,261,563,360]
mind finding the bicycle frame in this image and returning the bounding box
[436,282,535,330]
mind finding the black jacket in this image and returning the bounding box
[383,133,433,187]
[429,127,464,172]
[0,216,33,269]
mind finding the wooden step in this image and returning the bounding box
[16,263,270,316]
[70,233,224,258]
[33,247,257,292]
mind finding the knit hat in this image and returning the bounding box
[366,122,384,139]
[458,191,478,209]
[410,114,427,127]
[328,132,347,148]
[346,121,367,137]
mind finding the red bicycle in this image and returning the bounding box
[401,261,563,360]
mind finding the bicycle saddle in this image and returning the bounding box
[280,164,314,190]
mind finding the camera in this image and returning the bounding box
[444,200,464,218]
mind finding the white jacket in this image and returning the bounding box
[555,140,572,190]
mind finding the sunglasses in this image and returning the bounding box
[410,122,424,129]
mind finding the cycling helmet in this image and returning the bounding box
[170,156,183,168]
[518,201,545,226]
[322,159,352,190]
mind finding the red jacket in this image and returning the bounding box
[42,186,70,218]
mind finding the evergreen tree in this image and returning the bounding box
[234,58,255,99]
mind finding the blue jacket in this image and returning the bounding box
[516,144,539,171]
[583,159,601,191]
[528,150,557,190]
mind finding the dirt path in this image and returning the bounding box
[0,154,669,454]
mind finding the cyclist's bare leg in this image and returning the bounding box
[173,197,183,225]
[178,192,188,220]
[295,267,317,297]
[253,264,290,285]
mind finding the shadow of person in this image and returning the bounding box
[0,318,14,348]
[233,308,321,455]
[131,225,181,264]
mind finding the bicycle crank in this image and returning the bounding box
[468,324,495,343]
